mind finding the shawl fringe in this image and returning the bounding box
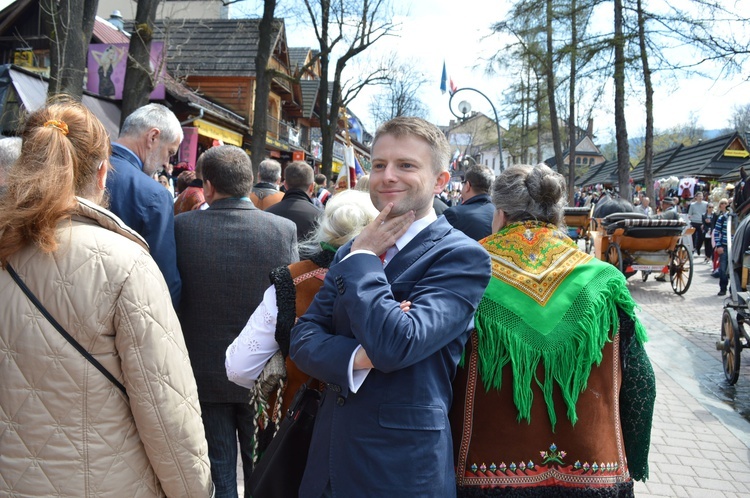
[475,264,646,431]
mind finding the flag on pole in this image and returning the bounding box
[354,155,365,177]
[450,76,457,95]
[440,61,448,94]
[337,145,358,189]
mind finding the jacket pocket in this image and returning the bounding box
[378,404,445,431]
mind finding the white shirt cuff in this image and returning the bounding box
[348,344,371,393]
[341,249,376,262]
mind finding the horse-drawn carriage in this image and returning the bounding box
[564,206,594,253]
[717,170,750,384]
[590,212,694,295]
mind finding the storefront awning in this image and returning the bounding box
[194,118,243,146]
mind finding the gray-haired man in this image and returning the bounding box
[106,103,183,305]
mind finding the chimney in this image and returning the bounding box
[586,118,594,138]
[108,10,124,31]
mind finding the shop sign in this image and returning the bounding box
[194,119,243,146]
[293,150,305,161]
[724,149,750,158]
[265,135,290,151]
[87,43,165,99]
[13,50,33,67]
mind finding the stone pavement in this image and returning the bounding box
[629,255,750,497]
[238,253,750,497]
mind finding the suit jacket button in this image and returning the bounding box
[336,396,345,406]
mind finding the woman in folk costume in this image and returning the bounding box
[450,164,656,497]
[225,189,378,414]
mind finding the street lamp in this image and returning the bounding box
[449,87,505,171]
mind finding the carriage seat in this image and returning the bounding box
[603,216,686,237]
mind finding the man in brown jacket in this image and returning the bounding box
[249,158,284,209]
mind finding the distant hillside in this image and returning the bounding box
[597,129,735,161]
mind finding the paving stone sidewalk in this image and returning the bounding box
[631,257,750,497]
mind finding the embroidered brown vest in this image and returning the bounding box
[271,258,328,415]
[450,330,630,493]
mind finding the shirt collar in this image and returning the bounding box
[394,208,437,252]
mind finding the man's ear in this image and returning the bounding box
[146,128,160,147]
[203,179,214,203]
[433,170,450,194]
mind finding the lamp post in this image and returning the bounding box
[449,87,504,171]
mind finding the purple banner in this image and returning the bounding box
[180,127,199,170]
[87,42,165,100]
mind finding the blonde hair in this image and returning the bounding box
[372,116,450,174]
[0,98,111,265]
[299,189,378,258]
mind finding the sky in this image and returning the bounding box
[2,0,745,144]
[271,0,750,143]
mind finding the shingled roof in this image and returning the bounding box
[577,159,619,187]
[653,132,748,180]
[289,47,310,72]
[151,18,284,78]
[629,144,683,183]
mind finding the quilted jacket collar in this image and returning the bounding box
[74,197,149,251]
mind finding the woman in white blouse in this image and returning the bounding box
[225,189,378,400]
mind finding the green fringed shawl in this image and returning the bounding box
[476,221,647,431]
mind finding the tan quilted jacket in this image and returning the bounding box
[0,198,213,497]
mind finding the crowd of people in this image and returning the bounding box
[0,100,658,498]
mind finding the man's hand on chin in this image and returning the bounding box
[351,203,414,255]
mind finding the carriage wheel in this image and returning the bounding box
[720,309,741,385]
[669,244,693,295]
[606,243,622,273]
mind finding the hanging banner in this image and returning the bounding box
[180,127,199,170]
[87,43,165,100]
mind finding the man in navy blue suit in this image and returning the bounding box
[106,104,182,305]
[443,164,495,241]
[290,117,491,497]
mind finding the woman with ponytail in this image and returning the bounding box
[449,164,656,498]
[0,100,213,497]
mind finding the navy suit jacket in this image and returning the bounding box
[443,193,495,241]
[290,216,491,497]
[106,143,182,305]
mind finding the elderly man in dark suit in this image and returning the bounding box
[266,160,322,242]
[443,164,495,240]
[106,104,183,305]
[174,145,298,498]
[291,117,491,497]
